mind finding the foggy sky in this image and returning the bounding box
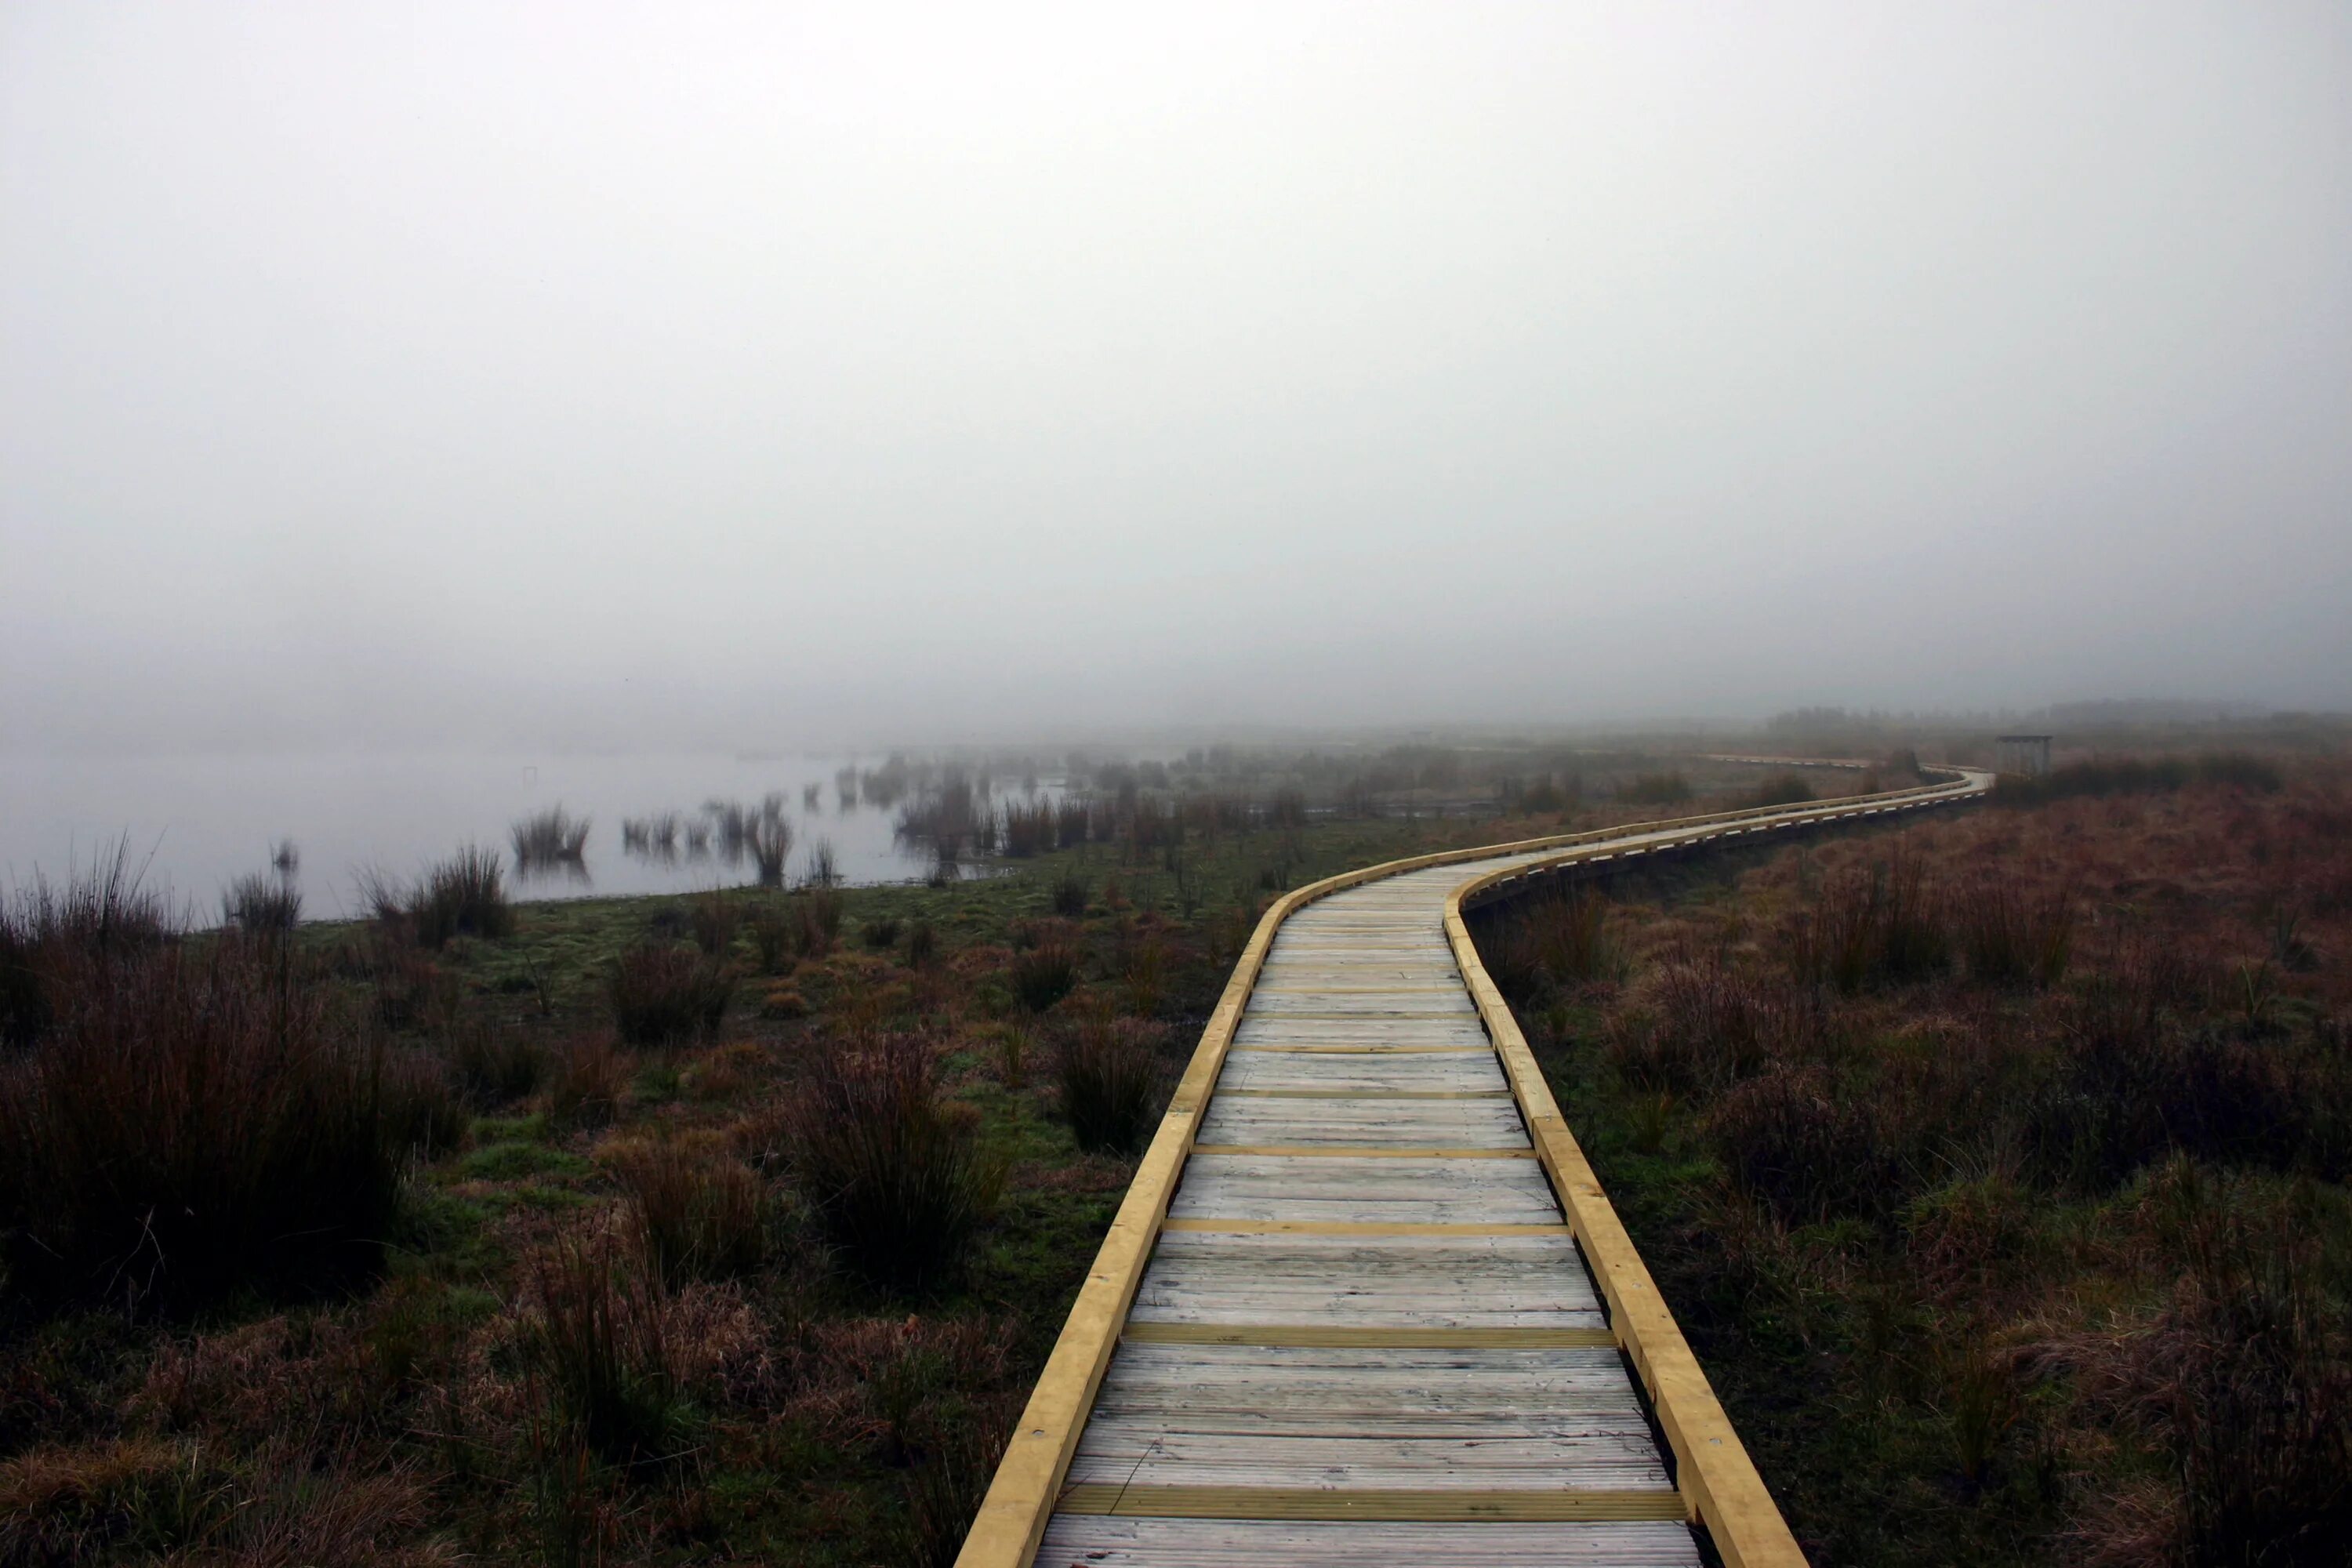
[5,2,2349,753]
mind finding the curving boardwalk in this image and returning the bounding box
[962,771,1992,1568]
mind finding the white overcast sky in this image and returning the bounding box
[5,2,2348,751]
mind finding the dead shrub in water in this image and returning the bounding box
[512,804,592,869]
[604,1133,768,1287]
[1707,1063,1902,1223]
[786,1033,1002,1291]
[1010,942,1080,1012]
[609,943,734,1045]
[749,815,793,887]
[0,942,432,1312]
[1057,1011,1167,1155]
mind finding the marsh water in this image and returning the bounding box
[1,750,1062,921]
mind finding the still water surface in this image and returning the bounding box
[1,751,1044,920]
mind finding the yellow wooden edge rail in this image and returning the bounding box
[952,766,1990,1568]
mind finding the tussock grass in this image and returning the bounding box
[223,868,302,933]
[608,945,734,1046]
[690,890,740,956]
[546,1034,631,1131]
[526,1232,689,1465]
[786,1034,1001,1291]
[0,941,442,1311]
[604,1134,767,1287]
[1056,1011,1166,1154]
[1009,943,1080,1012]
[360,847,513,949]
[2,840,177,1048]
[445,1020,548,1105]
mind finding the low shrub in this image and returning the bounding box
[863,916,902,950]
[907,919,938,967]
[1050,871,1088,918]
[609,944,734,1046]
[786,1034,1002,1290]
[1755,771,1814,808]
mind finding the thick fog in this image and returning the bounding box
[5,2,2349,753]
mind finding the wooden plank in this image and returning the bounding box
[1164,1219,1570,1237]
[1189,1144,1534,1157]
[1123,1323,1615,1348]
[1036,1516,1703,1566]
[1054,1486,1686,1522]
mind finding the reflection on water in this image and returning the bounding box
[0,750,1069,921]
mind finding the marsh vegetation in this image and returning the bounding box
[1469,751,2352,1566]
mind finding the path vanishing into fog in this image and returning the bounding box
[960,768,1994,1568]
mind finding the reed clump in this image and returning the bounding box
[604,1134,768,1287]
[511,806,591,869]
[1056,1011,1166,1155]
[0,940,442,1312]
[1009,943,1080,1012]
[360,846,514,949]
[608,945,735,1046]
[784,1033,1001,1291]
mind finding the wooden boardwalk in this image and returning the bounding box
[963,774,1991,1568]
